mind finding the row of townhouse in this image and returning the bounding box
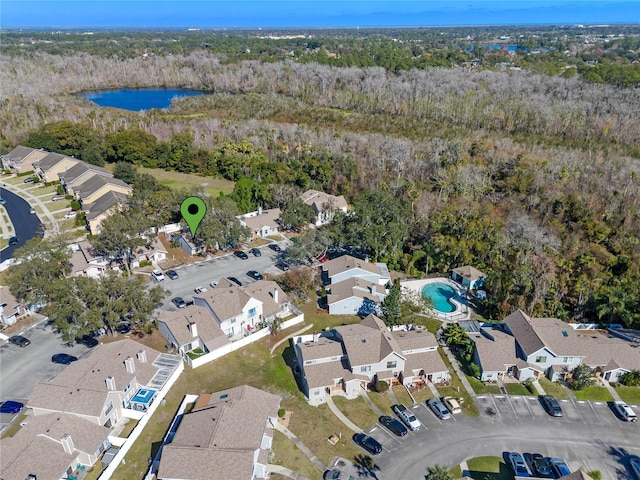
[294,314,450,405]
[2,145,132,234]
[470,309,640,383]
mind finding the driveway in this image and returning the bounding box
[0,186,43,261]
[355,395,640,479]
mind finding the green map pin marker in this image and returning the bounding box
[180,196,206,238]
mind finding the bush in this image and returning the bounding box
[375,380,389,393]
[56,185,65,195]
[70,200,81,211]
[16,170,34,177]
[139,260,152,267]
[468,363,481,379]
[619,370,640,387]
[44,180,60,187]
[278,408,286,418]
[587,471,602,480]
[567,365,594,391]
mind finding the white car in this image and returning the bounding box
[613,400,637,422]
[63,211,77,219]
[151,269,165,281]
[209,280,218,288]
[194,286,208,294]
[392,404,421,431]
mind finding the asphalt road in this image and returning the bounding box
[358,396,640,479]
[0,186,43,261]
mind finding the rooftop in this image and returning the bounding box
[157,306,230,350]
[323,254,383,278]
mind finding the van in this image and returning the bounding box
[613,401,637,422]
[151,269,165,281]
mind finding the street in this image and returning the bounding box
[0,186,43,262]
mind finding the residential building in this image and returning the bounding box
[237,207,282,239]
[84,191,129,235]
[451,265,486,290]
[157,385,280,480]
[299,189,348,226]
[59,162,113,196]
[0,413,111,480]
[322,254,390,287]
[74,174,132,205]
[157,306,231,357]
[327,277,386,315]
[33,152,80,182]
[1,145,49,173]
[294,315,449,405]
[133,237,168,266]
[68,241,109,278]
[168,232,202,256]
[0,285,23,326]
[28,339,182,427]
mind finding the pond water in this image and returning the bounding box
[82,88,207,111]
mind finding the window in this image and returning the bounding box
[104,401,113,416]
[563,357,570,363]
[535,356,547,363]
[230,318,237,324]
[387,361,397,369]
[248,307,257,317]
[360,365,371,373]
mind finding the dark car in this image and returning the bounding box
[549,458,571,478]
[166,269,179,280]
[540,394,563,417]
[116,323,131,334]
[8,236,19,246]
[234,250,249,260]
[76,335,99,348]
[379,415,408,437]
[9,335,30,347]
[52,353,78,365]
[530,453,553,478]
[269,244,282,252]
[249,247,262,257]
[228,277,242,286]
[508,452,531,478]
[323,470,342,480]
[247,270,264,281]
[23,176,35,183]
[353,433,382,455]
[172,297,187,309]
[275,262,290,271]
[0,400,24,414]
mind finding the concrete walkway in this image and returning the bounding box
[360,389,386,418]
[460,460,470,477]
[325,395,363,433]
[442,345,477,398]
[270,323,314,356]
[427,382,440,398]
[532,379,546,395]
[266,464,313,480]
[601,378,622,401]
[273,422,327,472]
[387,386,399,405]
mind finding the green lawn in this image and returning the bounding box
[271,430,320,480]
[436,350,479,416]
[538,378,570,399]
[573,386,615,402]
[412,386,435,403]
[392,385,414,406]
[466,375,501,395]
[504,383,531,396]
[614,385,640,404]
[333,396,379,430]
[0,238,8,249]
[367,391,393,415]
[467,456,515,480]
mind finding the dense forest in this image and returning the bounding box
[1,27,639,328]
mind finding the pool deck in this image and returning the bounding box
[401,277,471,322]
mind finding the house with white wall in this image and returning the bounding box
[237,207,282,239]
[327,277,386,315]
[322,254,390,286]
[68,241,109,278]
[0,286,23,326]
[452,265,486,290]
[299,189,348,226]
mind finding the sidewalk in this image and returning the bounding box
[273,421,327,472]
[600,378,622,401]
[270,323,314,356]
[442,345,477,398]
[531,378,546,395]
[326,395,362,433]
[360,389,385,418]
[266,464,313,480]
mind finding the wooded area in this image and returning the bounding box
[1,28,639,328]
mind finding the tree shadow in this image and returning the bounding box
[281,344,305,393]
[353,454,381,479]
[597,440,638,479]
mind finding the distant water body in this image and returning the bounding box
[82,88,207,111]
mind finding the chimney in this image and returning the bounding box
[189,322,198,338]
[61,433,74,454]
[136,349,147,363]
[271,288,278,303]
[105,376,116,391]
[258,205,263,215]
[312,331,318,342]
[124,356,135,374]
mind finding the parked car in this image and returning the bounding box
[250,247,262,257]
[613,400,637,422]
[228,277,242,286]
[116,323,131,334]
[9,236,19,246]
[23,176,35,183]
[549,458,571,478]
[269,244,282,252]
[540,395,563,417]
[151,269,165,281]
[427,398,452,420]
[234,250,249,260]
[194,286,208,294]
[247,270,264,281]
[51,195,66,201]
[629,455,640,480]
[443,396,462,414]
[323,469,342,480]
[0,197,6,205]
[172,297,187,309]
[352,433,382,455]
[275,262,290,271]
[166,269,179,280]
[392,404,421,431]
[0,400,24,414]
[530,453,553,478]
[379,415,408,437]
[29,207,36,214]
[209,280,219,288]
[8,335,31,347]
[51,353,78,365]
[508,452,531,477]
[76,335,98,348]
[63,210,77,219]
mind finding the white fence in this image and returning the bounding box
[188,314,304,368]
[98,361,184,480]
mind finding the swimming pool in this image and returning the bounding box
[421,282,458,313]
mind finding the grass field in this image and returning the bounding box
[614,385,640,404]
[271,430,320,480]
[367,391,394,415]
[412,386,435,403]
[573,386,615,402]
[435,350,479,416]
[467,456,514,480]
[333,395,379,430]
[538,378,569,399]
[504,383,531,396]
[392,385,414,406]
[467,375,501,395]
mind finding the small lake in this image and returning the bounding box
[82,88,208,111]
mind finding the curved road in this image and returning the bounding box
[0,186,43,261]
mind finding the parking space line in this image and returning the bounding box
[421,403,443,425]
[505,395,517,417]
[490,396,502,417]
[585,400,604,425]
[373,425,403,444]
[523,397,535,417]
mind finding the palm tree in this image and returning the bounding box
[426,464,454,480]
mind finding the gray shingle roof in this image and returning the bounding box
[392,329,438,352]
[3,145,37,161]
[196,286,252,322]
[336,314,403,367]
[504,309,546,354]
[59,161,111,184]
[241,280,290,318]
[84,191,128,220]
[469,328,519,373]
[157,306,230,351]
[34,152,76,171]
[327,277,385,305]
[76,174,131,199]
[452,265,486,281]
[323,254,382,278]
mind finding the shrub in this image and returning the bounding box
[278,408,286,418]
[70,200,81,211]
[375,380,389,393]
[16,170,34,177]
[139,260,152,267]
[56,185,65,195]
[619,370,640,387]
[567,364,594,391]
[44,180,60,187]
[587,471,602,480]
[468,363,481,379]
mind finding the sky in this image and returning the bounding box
[1,1,639,28]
